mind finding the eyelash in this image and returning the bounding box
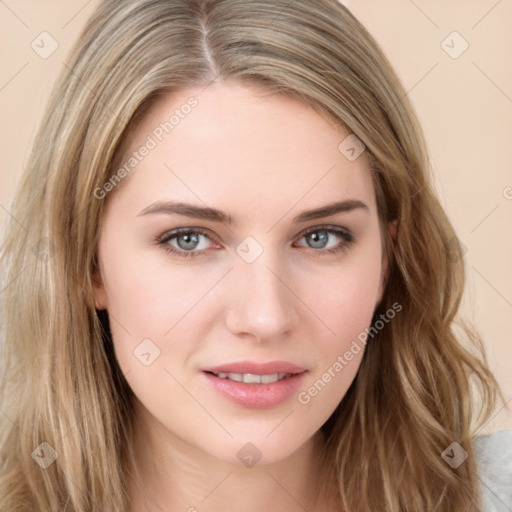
[155,225,355,259]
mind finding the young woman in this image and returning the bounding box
[1,1,510,510]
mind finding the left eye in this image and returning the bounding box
[295,228,353,250]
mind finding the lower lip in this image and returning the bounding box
[202,371,307,409]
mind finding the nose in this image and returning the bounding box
[225,253,300,342]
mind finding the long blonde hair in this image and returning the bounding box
[0,1,500,510]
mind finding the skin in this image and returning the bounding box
[94,81,390,511]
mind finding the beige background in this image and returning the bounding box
[1,1,511,431]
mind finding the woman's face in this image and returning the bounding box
[94,82,387,465]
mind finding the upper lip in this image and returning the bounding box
[203,361,307,375]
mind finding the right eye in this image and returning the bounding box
[156,228,219,258]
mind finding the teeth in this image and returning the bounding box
[213,372,290,384]
[243,373,262,384]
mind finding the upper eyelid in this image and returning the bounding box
[300,224,351,235]
[157,227,220,245]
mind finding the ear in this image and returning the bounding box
[92,264,108,311]
[376,220,398,304]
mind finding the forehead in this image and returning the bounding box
[108,82,376,222]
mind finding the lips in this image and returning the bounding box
[201,360,308,408]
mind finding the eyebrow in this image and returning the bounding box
[138,199,369,225]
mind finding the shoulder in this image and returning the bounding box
[474,429,512,512]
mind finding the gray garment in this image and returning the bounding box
[475,430,512,511]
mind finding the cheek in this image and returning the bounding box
[294,243,383,408]
[100,263,209,420]
[307,246,383,344]
[97,233,211,372]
